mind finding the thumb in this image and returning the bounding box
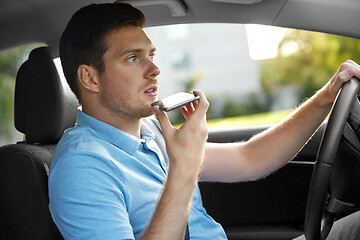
[153,106,173,135]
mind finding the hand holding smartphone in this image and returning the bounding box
[151,92,200,112]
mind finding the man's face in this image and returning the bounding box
[97,26,160,120]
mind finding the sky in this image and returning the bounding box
[245,24,286,60]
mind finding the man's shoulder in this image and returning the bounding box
[56,124,101,151]
[50,125,113,173]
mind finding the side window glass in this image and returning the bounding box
[145,24,360,129]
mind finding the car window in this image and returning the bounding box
[1,24,360,144]
[144,23,360,129]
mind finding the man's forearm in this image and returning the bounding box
[203,62,360,183]
[202,88,333,182]
[140,166,198,240]
[241,89,333,179]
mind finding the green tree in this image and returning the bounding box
[260,30,360,102]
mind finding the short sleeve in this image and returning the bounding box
[49,153,134,240]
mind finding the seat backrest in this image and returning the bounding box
[0,46,78,240]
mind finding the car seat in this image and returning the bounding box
[0,46,78,240]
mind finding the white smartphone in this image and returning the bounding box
[151,92,200,112]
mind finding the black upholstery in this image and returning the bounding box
[15,47,78,144]
[0,47,78,239]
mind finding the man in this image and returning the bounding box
[49,2,360,240]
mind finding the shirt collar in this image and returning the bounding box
[140,120,156,140]
[76,110,155,155]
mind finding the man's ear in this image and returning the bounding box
[77,65,99,93]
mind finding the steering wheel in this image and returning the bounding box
[304,77,360,240]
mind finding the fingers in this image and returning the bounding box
[181,102,195,120]
[181,106,189,120]
[330,60,360,94]
[180,90,208,121]
[328,60,360,99]
[337,60,360,81]
[153,106,173,137]
[192,97,199,109]
[334,67,354,89]
[156,90,209,129]
[186,102,195,114]
[189,90,209,120]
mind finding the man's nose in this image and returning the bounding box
[147,61,160,79]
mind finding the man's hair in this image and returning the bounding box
[59,3,145,102]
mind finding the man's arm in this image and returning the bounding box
[140,91,209,240]
[201,60,360,183]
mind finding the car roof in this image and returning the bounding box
[1,0,360,52]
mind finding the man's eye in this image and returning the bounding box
[127,56,137,63]
[149,54,156,61]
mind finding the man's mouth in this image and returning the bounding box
[145,88,155,93]
[144,85,158,96]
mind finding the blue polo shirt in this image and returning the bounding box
[49,110,226,240]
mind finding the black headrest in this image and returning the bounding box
[15,47,78,144]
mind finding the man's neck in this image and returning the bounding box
[82,106,142,138]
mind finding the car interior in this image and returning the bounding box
[0,44,322,240]
[1,0,360,240]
